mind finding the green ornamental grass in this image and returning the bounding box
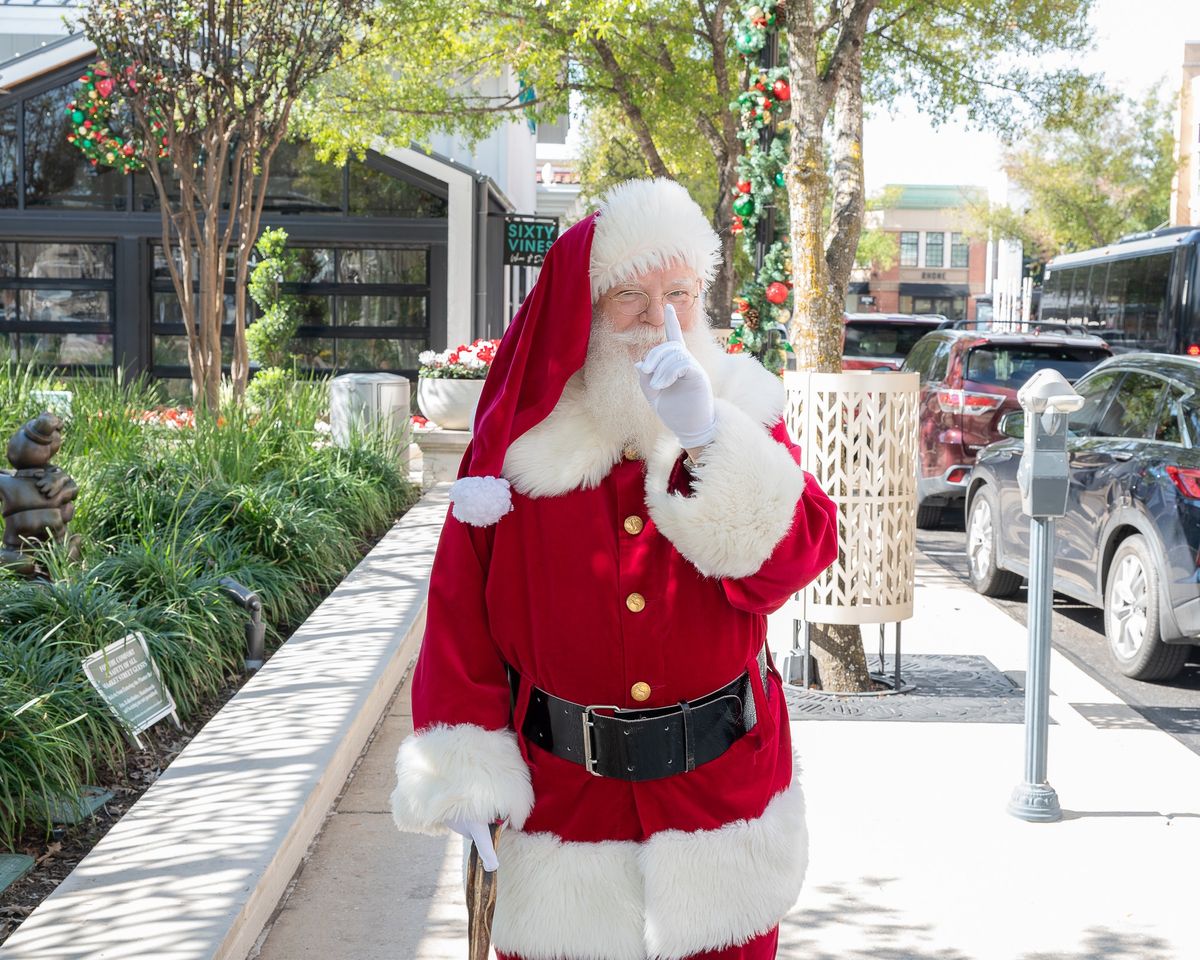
[0,361,418,848]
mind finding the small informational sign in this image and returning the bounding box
[503,215,559,266]
[82,632,181,749]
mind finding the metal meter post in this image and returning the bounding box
[1008,369,1083,823]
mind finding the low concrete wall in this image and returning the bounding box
[0,485,449,960]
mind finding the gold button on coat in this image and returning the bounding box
[625,592,646,613]
[623,515,644,535]
[623,444,641,461]
[631,682,652,702]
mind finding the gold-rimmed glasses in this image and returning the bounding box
[608,287,698,317]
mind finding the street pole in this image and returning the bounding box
[1008,515,1061,821]
[754,28,778,274]
[1007,368,1082,823]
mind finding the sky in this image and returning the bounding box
[862,0,1200,199]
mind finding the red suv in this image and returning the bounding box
[902,329,1112,528]
[842,314,946,371]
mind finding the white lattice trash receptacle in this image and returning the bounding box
[782,370,920,687]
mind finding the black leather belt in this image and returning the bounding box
[507,646,770,782]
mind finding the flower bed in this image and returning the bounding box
[0,363,419,937]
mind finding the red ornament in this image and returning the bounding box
[754,81,766,92]
[736,180,752,194]
[761,97,773,112]
[772,79,791,101]
[732,216,744,234]
[765,282,789,304]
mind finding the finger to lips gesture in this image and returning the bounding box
[634,304,717,448]
[635,304,700,392]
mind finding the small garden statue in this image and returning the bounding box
[0,412,80,576]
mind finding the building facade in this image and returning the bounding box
[849,184,988,321]
[0,24,547,387]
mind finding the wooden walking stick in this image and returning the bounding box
[466,822,502,960]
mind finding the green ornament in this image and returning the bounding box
[774,171,785,187]
[71,109,84,123]
[732,194,755,217]
[735,26,763,55]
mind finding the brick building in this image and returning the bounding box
[849,184,988,321]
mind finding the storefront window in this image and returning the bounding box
[23,81,127,209]
[0,106,16,208]
[0,241,115,367]
[348,162,447,218]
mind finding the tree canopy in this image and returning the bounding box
[973,83,1178,271]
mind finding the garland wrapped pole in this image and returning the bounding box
[73,0,370,410]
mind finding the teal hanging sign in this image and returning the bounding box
[504,216,558,267]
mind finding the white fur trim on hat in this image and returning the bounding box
[590,178,721,302]
[449,475,513,526]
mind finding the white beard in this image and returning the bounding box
[580,307,719,457]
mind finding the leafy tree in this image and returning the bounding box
[972,84,1178,263]
[779,0,1097,691]
[74,0,368,410]
[296,0,764,316]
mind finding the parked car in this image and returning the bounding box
[966,353,1200,681]
[902,329,1111,528]
[842,313,946,371]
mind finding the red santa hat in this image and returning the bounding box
[447,177,722,526]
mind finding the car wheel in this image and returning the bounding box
[966,486,1023,598]
[1103,535,1188,682]
[916,501,943,530]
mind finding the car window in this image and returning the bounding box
[964,345,1110,390]
[1156,386,1187,444]
[844,322,936,360]
[900,338,935,380]
[1094,372,1166,439]
[928,340,952,383]
[1067,370,1122,435]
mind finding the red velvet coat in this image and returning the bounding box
[391,339,837,960]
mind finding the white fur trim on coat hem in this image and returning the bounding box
[448,475,513,526]
[490,774,808,960]
[390,723,533,833]
[645,397,806,579]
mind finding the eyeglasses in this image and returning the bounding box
[608,287,698,317]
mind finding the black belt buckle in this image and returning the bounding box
[581,704,622,776]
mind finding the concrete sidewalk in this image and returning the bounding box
[248,553,1200,960]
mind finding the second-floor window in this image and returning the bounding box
[900,231,918,267]
[951,233,969,268]
[924,232,945,268]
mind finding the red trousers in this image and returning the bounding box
[495,925,779,960]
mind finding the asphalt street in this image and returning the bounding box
[918,513,1200,757]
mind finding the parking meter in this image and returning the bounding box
[1016,369,1084,518]
[1008,368,1083,824]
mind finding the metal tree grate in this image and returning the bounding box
[784,654,1034,723]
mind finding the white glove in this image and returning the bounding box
[634,304,718,449]
[446,817,499,871]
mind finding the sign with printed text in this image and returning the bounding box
[82,632,181,748]
[504,215,559,266]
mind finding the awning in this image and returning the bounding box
[898,282,970,298]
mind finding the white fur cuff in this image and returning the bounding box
[645,398,806,579]
[390,723,534,834]
[449,475,513,526]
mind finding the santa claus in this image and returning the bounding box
[391,177,838,960]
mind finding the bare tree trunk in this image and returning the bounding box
[783,0,875,692]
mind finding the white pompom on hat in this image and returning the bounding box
[588,177,722,302]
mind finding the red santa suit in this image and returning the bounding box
[391,178,838,960]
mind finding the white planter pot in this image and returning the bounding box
[784,370,919,625]
[417,377,485,431]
